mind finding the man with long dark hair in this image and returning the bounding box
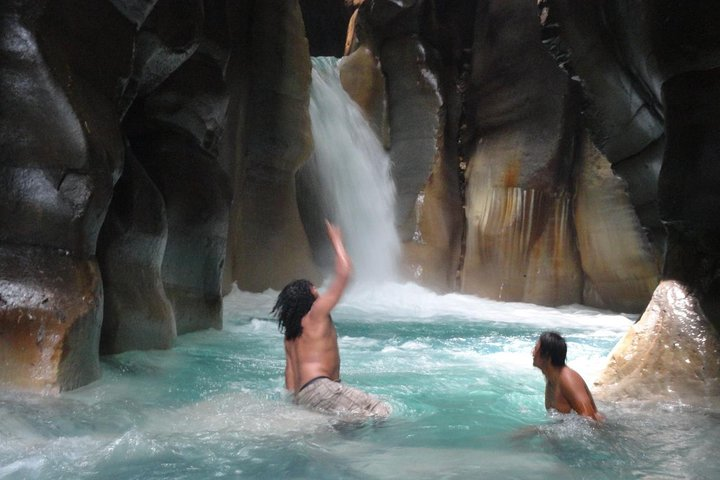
[272,221,390,418]
[532,331,603,421]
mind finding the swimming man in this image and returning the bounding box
[532,331,604,421]
[272,221,390,418]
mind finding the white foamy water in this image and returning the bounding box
[228,281,634,331]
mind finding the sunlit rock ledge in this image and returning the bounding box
[593,280,720,407]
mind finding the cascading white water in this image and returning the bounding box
[307,56,401,283]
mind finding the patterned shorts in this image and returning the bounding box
[294,377,391,418]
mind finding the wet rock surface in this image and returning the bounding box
[1,0,719,393]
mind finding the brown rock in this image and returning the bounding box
[339,45,388,147]
[460,0,581,305]
[574,132,659,312]
[0,246,102,393]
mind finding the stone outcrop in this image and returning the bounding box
[339,1,658,304]
[660,69,720,332]
[546,0,720,317]
[338,45,388,148]
[0,248,102,393]
[323,0,713,316]
[593,280,720,406]
[551,0,720,396]
[124,46,232,334]
[1,0,235,389]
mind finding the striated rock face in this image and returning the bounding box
[546,0,720,314]
[1,0,234,389]
[546,0,720,399]
[381,34,444,242]
[405,157,464,293]
[542,0,668,259]
[660,69,720,332]
[460,0,581,304]
[338,45,388,148]
[125,58,232,335]
[339,0,675,308]
[574,133,659,313]
[593,280,720,406]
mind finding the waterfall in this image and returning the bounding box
[305,56,400,283]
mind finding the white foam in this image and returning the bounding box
[225,281,634,335]
[143,391,335,437]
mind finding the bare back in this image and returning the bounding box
[284,312,340,393]
[284,221,351,394]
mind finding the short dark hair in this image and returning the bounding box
[538,331,567,366]
[272,279,315,340]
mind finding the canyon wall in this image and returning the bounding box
[1,0,719,393]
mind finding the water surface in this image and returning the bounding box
[1,283,718,479]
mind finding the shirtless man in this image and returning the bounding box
[272,221,390,418]
[532,331,603,422]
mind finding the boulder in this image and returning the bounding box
[594,280,720,407]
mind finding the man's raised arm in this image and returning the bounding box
[311,221,352,316]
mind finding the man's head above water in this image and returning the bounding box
[534,331,567,368]
[272,279,319,340]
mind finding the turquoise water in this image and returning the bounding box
[2,282,719,479]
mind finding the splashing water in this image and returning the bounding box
[305,56,401,283]
[2,283,719,479]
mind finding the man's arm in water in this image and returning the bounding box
[308,221,352,319]
[560,370,602,421]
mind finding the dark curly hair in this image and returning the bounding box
[272,279,316,340]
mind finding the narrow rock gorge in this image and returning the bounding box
[1,0,718,402]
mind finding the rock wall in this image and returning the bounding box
[1,0,127,391]
[1,0,720,393]
[122,0,232,335]
[221,0,320,293]
[1,0,237,390]
[460,0,582,304]
[340,1,657,308]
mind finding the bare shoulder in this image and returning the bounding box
[560,367,589,389]
[302,306,333,335]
